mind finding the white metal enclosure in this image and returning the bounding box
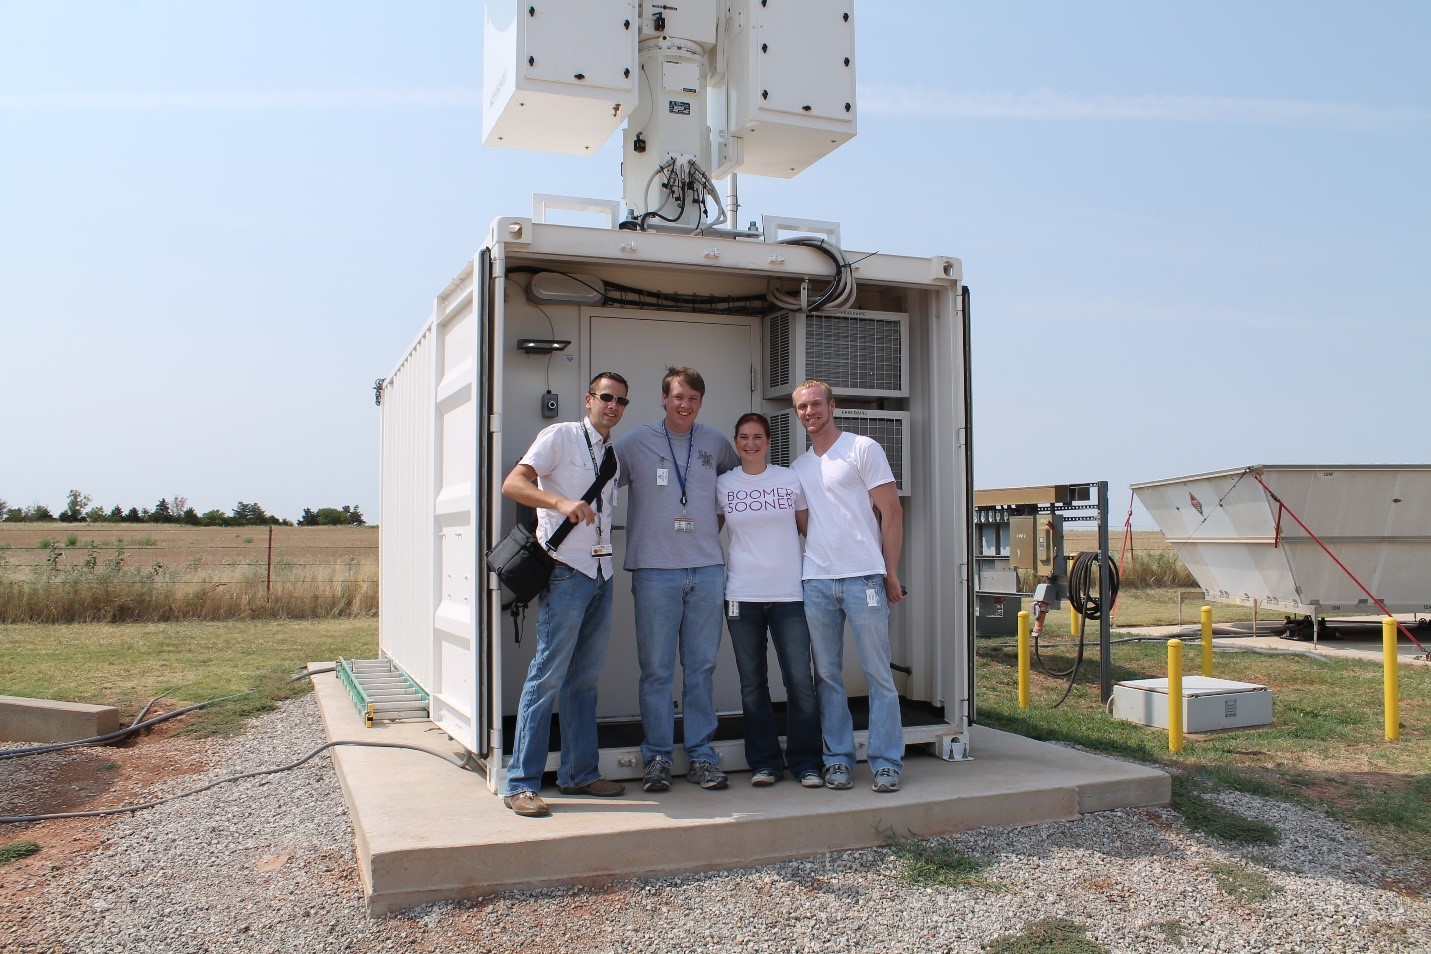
[379,215,974,791]
[1132,465,1431,615]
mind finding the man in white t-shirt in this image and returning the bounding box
[789,379,906,793]
[496,371,631,817]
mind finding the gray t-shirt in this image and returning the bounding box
[617,420,740,570]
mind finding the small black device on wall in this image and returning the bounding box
[541,390,559,418]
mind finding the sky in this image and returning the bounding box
[2,1,1428,528]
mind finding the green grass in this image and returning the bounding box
[0,840,41,865]
[0,619,377,733]
[975,637,1431,862]
[1170,773,1279,845]
[1156,921,1188,947]
[881,827,999,889]
[984,917,1108,954]
[1205,860,1282,902]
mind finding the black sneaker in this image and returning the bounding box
[643,758,672,793]
[686,761,729,790]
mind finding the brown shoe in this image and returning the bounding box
[503,792,550,817]
[557,778,625,797]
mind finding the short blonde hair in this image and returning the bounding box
[791,379,833,404]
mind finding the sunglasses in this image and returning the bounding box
[589,391,630,407]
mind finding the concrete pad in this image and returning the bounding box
[309,666,1170,916]
[0,695,122,743]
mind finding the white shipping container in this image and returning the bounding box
[379,214,973,791]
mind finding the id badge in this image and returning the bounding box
[656,468,669,487]
[674,516,695,533]
[591,543,613,557]
[728,600,740,619]
[866,585,880,607]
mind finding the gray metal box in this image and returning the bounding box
[1112,676,1273,732]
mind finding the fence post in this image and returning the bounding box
[266,525,273,596]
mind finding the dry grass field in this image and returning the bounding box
[1065,527,1172,555]
[0,523,377,567]
[0,524,377,623]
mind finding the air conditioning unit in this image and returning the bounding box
[769,408,911,496]
[764,310,908,401]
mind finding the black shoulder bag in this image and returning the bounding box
[486,444,618,642]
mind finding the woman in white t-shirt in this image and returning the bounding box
[716,413,823,787]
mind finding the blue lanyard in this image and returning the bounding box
[662,422,694,508]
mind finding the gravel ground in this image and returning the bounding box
[3,697,1428,953]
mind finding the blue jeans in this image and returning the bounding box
[502,563,613,796]
[632,565,724,766]
[803,576,905,774]
[726,601,822,777]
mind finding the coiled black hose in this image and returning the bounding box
[1034,552,1120,707]
[1069,550,1120,621]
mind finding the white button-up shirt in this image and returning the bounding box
[518,418,619,579]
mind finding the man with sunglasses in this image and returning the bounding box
[497,371,631,817]
[616,365,740,793]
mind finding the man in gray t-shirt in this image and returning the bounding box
[616,365,739,793]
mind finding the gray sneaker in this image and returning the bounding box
[871,767,902,793]
[643,758,672,793]
[799,770,824,788]
[823,764,853,790]
[686,761,729,790]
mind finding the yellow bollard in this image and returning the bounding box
[1069,604,1082,635]
[1384,617,1401,741]
[1167,639,1184,753]
[1017,610,1031,709]
[1201,605,1214,676]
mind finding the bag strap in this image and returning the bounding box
[502,597,529,644]
[543,445,618,552]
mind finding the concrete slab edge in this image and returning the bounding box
[361,785,1085,915]
[0,694,122,744]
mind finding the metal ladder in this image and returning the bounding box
[336,657,430,727]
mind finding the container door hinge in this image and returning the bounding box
[489,413,502,433]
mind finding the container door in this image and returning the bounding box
[587,311,758,718]
[425,253,489,756]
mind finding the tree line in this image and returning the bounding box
[0,491,366,527]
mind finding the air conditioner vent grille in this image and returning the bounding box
[768,409,911,496]
[805,313,904,393]
[763,310,908,400]
[769,409,794,468]
[768,312,792,393]
[837,414,906,493]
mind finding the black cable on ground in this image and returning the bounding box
[0,738,470,825]
[0,666,338,762]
